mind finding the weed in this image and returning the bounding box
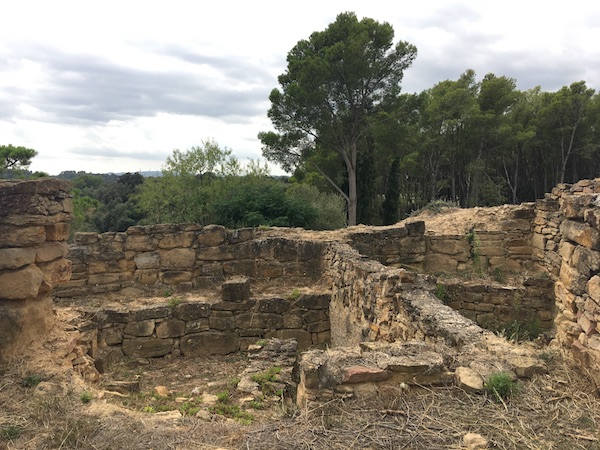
[466,226,482,274]
[434,283,451,304]
[162,290,173,298]
[209,403,253,424]
[250,400,266,410]
[491,267,505,283]
[80,391,93,403]
[250,367,282,396]
[255,339,267,347]
[179,400,202,416]
[1,424,22,441]
[485,372,521,402]
[22,374,42,387]
[500,318,541,342]
[287,288,301,301]
[230,377,241,388]
[167,296,183,308]
[216,391,230,402]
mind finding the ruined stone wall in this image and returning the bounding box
[55,225,325,299]
[92,289,330,368]
[441,278,555,331]
[0,179,72,361]
[546,179,600,387]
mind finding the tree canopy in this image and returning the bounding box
[259,12,417,225]
[0,144,38,174]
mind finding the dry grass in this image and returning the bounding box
[2,337,600,449]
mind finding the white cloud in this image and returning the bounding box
[1,0,599,175]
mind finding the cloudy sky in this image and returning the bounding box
[2,1,599,176]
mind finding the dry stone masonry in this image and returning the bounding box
[0,179,72,361]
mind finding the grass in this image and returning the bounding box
[499,318,542,342]
[485,372,521,402]
[1,424,22,441]
[22,374,42,387]
[167,296,184,308]
[80,391,93,403]
[434,283,451,304]
[286,288,301,301]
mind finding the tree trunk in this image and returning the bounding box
[347,142,358,226]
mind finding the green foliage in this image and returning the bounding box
[434,284,451,304]
[250,367,282,396]
[485,372,521,402]
[285,183,346,230]
[287,288,301,301]
[0,144,37,174]
[1,424,22,441]
[499,318,542,342]
[80,392,93,403]
[22,374,42,387]
[259,12,417,225]
[466,226,482,273]
[216,391,229,402]
[167,297,183,308]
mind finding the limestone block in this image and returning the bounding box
[0,225,45,247]
[283,312,304,329]
[134,252,160,269]
[588,276,600,303]
[88,273,123,285]
[184,319,210,334]
[197,246,234,261]
[454,366,483,393]
[561,220,600,250]
[257,298,291,314]
[342,365,391,384]
[45,223,70,241]
[34,242,68,263]
[531,233,545,251]
[180,332,239,356]
[0,247,36,269]
[478,246,507,257]
[463,433,489,449]
[156,319,186,338]
[406,220,425,236]
[559,261,588,296]
[307,321,330,333]
[256,262,283,278]
[39,258,72,289]
[197,225,227,246]
[585,209,600,230]
[293,294,331,310]
[209,311,235,330]
[505,355,547,378]
[135,269,158,285]
[100,327,124,345]
[265,329,312,350]
[75,233,99,245]
[123,234,157,252]
[561,194,598,219]
[130,305,170,321]
[160,248,195,269]
[303,309,328,323]
[222,277,250,302]
[158,232,195,249]
[0,264,44,299]
[424,254,459,272]
[122,337,174,358]
[428,237,469,256]
[571,246,600,275]
[159,270,192,284]
[173,302,211,320]
[236,312,283,330]
[124,319,155,337]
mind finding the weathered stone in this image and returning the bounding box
[209,311,235,330]
[283,312,304,329]
[571,246,600,274]
[45,223,70,241]
[561,220,600,250]
[265,329,312,350]
[156,319,186,338]
[197,225,227,246]
[505,355,547,379]
[122,337,173,357]
[588,276,600,303]
[559,261,588,295]
[307,321,330,333]
[196,246,234,261]
[75,233,99,245]
[130,306,170,321]
[135,269,158,285]
[158,232,195,249]
[0,247,36,269]
[34,242,68,263]
[180,332,239,356]
[454,366,483,393]
[0,225,46,247]
[257,298,291,314]
[185,319,210,334]
[160,248,195,269]
[463,432,489,449]
[424,253,459,272]
[342,365,391,384]
[173,302,211,320]
[124,319,155,337]
[160,270,192,284]
[39,257,72,288]
[0,265,44,299]
[134,252,160,269]
[428,237,469,256]
[406,220,425,236]
[294,294,331,310]
[236,312,283,330]
[222,277,250,302]
[124,234,157,252]
[100,327,124,345]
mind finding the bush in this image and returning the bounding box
[485,372,521,401]
[286,183,347,230]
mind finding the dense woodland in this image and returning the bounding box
[2,13,599,236]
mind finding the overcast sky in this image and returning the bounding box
[2,1,599,176]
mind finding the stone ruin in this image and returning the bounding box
[1,177,600,404]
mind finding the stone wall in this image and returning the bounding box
[546,179,600,387]
[55,225,325,298]
[91,281,330,369]
[0,179,72,361]
[440,277,555,331]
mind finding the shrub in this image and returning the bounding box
[485,372,521,401]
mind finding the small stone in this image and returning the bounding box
[191,387,202,396]
[154,386,170,397]
[201,394,219,405]
[463,432,488,449]
[342,365,391,384]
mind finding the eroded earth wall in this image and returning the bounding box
[0,179,72,361]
